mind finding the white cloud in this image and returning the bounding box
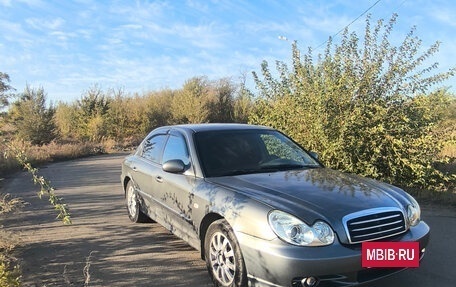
[429,8,456,27]
[75,29,93,40]
[0,19,34,46]
[25,17,65,30]
[108,1,169,23]
[17,0,45,8]
[119,24,143,30]
[0,0,11,7]
[173,22,229,49]
[49,30,77,42]
[186,0,209,13]
[241,21,292,35]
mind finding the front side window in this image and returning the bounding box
[162,134,190,165]
[142,134,167,163]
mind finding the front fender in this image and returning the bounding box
[195,180,276,241]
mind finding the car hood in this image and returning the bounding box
[207,168,410,241]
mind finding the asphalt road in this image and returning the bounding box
[1,153,455,287]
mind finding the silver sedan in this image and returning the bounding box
[121,123,430,287]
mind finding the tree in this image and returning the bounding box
[104,91,133,140]
[0,72,15,134]
[75,85,110,141]
[104,91,158,141]
[207,78,236,123]
[0,72,14,111]
[145,89,174,131]
[171,77,242,124]
[171,77,212,123]
[8,86,55,145]
[233,73,254,123]
[250,14,455,189]
[54,102,80,140]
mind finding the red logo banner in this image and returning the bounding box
[362,241,420,268]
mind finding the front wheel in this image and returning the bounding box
[125,181,149,223]
[204,219,247,287]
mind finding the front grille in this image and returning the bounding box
[343,208,407,244]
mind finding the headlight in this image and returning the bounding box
[406,194,421,227]
[407,202,421,227]
[268,210,334,246]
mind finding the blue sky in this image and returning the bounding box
[1,0,455,104]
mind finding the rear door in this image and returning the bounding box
[132,132,169,221]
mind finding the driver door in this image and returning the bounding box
[156,131,198,244]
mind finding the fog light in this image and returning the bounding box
[301,276,319,287]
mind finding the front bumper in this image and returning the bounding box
[237,221,430,287]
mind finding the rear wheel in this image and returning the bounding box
[204,219,247,287]
[125,181,149,223]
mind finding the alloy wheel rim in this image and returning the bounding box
[209,231,236,285]
[127,185,137,217]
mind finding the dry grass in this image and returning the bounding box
[0,229,21,254]
[0,139,119,177]
[0,194,25,216]
[83,251,94,287]
[0,193,24,252]
[441,145,456,159]
[0,193,23,287]
[407,187,456,207]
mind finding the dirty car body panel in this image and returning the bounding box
[120,123,430,287]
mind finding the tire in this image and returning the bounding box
[125,181,149,223]
[204,219,247,287]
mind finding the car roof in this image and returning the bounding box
[158,123,273,133]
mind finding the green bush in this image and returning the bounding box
[250,14,455,191]
[0,256,21,287]
[7,86,55,144]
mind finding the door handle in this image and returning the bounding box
[155,176,163,183]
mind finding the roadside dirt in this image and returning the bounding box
[1,153,455,287]
[1,154,212,287]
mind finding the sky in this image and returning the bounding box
[1,0,455,104]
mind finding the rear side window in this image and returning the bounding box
[142,134,167,163]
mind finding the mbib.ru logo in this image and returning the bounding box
[362,242,420,268]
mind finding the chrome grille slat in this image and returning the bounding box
[349,214,401,225]
[351,220,403,232]
[351,226,404,239]
[343,207,407,244]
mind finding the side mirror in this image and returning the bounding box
[309,151,319,160]
[163,159,186,174]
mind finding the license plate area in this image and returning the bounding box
[362,241,419,268]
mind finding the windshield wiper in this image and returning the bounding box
[220,168,269,176]
[219,164,320,176]
[259,164,320,171]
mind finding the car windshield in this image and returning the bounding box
[194,129,321,177]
